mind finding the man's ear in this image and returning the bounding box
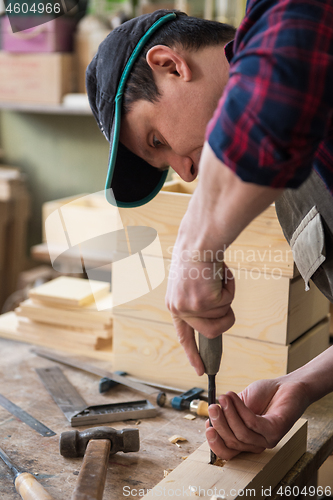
[146,45,192,82]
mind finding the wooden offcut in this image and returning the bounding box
[29,276,110,307]
[144,419,307,499]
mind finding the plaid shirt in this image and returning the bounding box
[206,0,333,193]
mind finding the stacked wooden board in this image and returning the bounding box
[0,166,31,310]
[0,276,113,360]
[112,178,330,393]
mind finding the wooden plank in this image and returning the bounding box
[17,295,113,329]
[29,276,110,307]
[112,316,329,393]
[15,312,112,339]
[144,419,307,499]
[17,316,112,346]
[0,312,113,361]
[113,262,328,345]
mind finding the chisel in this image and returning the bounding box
[0,446,55,500]
[198,333,223,464]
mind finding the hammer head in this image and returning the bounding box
[59,426,140,458]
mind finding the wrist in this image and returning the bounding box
[176,210,226,263]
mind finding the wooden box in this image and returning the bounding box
[0,51,74,104]
[113,258,329,345]
[112,315,329,394]
[118,181,295,277]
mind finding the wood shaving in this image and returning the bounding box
[181,456,188,460]
[168,435,187,444]
[135,420,141,425]
[184,414,196,420]
[163,469,173,477]
[213,458,227,468]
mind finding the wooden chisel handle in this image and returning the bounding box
[72,439,111,500]
[198,333,222,376]
[15,472,55,500]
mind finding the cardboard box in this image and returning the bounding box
[0,51,74,104]
[2,15,77,53]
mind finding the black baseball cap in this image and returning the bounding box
[86,9,179,207]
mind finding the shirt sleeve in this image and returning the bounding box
[206,0,333,189]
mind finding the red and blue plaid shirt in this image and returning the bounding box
[206,0,333,193]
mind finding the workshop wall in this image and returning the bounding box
[0,110,109,248]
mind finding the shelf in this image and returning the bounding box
[0,100,93,115]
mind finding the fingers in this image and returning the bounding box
[226,392,284,448]
[205,426,240,461]
[207,403,266,457]
[217,395,269,448]
[172,316,204,375]
[184,307,235,339]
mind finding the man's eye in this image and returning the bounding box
[152,136,163,148]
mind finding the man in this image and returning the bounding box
[86,2,333,460]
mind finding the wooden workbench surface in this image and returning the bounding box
[1,338,333,500]
[0,338,208,499]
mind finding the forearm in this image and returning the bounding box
[177,142,283,260]
[284,346,333,405]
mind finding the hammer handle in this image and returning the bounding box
[72,439,111,500]
[15,472,55,500]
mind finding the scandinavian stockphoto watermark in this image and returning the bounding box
[122,484,259,497]
[44,189,291,310]
[44,189,166,310]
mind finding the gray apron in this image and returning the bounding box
[275,169,333,302]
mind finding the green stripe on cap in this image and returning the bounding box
[106,12,176,208]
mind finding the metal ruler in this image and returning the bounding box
[32,348,163,401]
[36,366,157,426]
[0,393,56,437]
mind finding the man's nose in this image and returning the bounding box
[169,153,196,182]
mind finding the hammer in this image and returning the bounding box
[60,427,140,500]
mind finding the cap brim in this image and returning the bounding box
[101,12,176,208]
[106,141,168,207]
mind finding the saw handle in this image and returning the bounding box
[72,439,111,500]
[15,472,55,500]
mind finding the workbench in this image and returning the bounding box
[0,338,332,500]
